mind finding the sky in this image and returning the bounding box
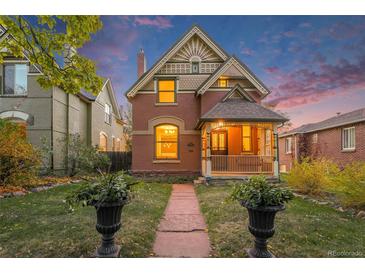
[79,16,365,128]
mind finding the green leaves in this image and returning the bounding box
[230,175,294,208]
[0,15,103,95]
[65,172,139,211]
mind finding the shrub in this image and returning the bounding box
[64,134,111,177]
[286,158,339,195]
[329,162,365,209]
[66,172,138,210]
[230,175,293,208]
[0,119,41,186]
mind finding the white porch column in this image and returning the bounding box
[206,124,212,179]
[273,124,279,177]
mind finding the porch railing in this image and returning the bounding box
[211,155,273,174]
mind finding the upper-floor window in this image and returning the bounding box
[104,104,111,124]
[2,64,28,96]
[342,127,355,150]
[191,62,200,73]
[218,78,228,88]
[157,79,176,103]
[285,137,292,154]
[242,125,252,153]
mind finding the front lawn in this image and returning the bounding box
[196,184,365,258]
[0,182,171,257]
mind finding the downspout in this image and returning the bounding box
[66,93,70,175]
[275,122,285,182]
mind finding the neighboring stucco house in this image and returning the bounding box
[0,29,125,173]
[279,108,365,172]
[126,25,288,180]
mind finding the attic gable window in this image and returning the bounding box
[104,103,111,124]
[218,78,228,88]
[157,79,176,103]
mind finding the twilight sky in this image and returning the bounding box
[79,16,365,128]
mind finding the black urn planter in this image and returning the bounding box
[93,199,127,258]
[240,201,285,258]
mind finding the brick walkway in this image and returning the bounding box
[152,184,211,257]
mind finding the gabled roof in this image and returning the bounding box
[197,96,288,129]
[80,78,122,120]
[221,84,255,102]
[280,107,365,137]
[196,56,270,97]
[125,25,229,98]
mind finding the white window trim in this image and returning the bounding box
[104,103,111,124]
[1,63,28,96]
[285,137,292,154]
[342,126,355,151]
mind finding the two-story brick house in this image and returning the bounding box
[126,25,287,180]
[279,108,365,172]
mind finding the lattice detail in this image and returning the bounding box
[170,35,222,62]
[159,62,221,74]
[179,75,210,90]
[200,63,220,73]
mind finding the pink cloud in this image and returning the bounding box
[265,55,365,109]
[265,66,279,74]
[134,16,173,29]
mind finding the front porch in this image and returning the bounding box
[200,121,280,178]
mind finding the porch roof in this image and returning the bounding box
[197,99,288,128]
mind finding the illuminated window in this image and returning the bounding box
[211,131,227,151]
[265,129,271,155]
[155,124,178,159]
[242,125,252,152]
[158,80,175,103]
[312,133,318,144]
[99,133,108,151]
[218,78,228,88]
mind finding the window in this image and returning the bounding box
[2,64,28,95]
[242,125,252,152]
[99,133,108,151]
[104,104,111,124]
[312,133,318,144]
[285,137,292,154]
[155,124,178,159]
[112,137,116,151]
[342,127,355,150]
[191,62,200,73]
[211,131,227,151]
[157,80,176,103]
[218,78,228,88]
[265,129,271,156]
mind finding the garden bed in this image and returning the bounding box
[0,182,171,257]
[195,184,365,258]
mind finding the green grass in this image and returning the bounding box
[195,184,365,258]
[0,182,171,258]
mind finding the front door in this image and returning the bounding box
[211,130,228,155]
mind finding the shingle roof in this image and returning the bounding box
[200,98,288,122]
[280,107,365,137]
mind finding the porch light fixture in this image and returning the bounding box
[218,121,224,128]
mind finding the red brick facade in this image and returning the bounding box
[279,122,365,171]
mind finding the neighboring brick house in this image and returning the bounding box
[0,26,125,174]
[126,25,287,179]
[279,108,365,172]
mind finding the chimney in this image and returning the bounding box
[137,48,146,78]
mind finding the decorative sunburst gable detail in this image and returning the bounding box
[197,56,271,97]
[222,84,255,102]
[126,25,229,98]
[170,34,223,62]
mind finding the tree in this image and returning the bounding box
[0,16,103,95]
[123,103,132,152]
[0,119,41,186]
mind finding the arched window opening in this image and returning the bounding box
[155,124,178,159]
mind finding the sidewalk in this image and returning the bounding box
[152,184,211,258]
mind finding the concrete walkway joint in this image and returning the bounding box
[152,184,211,258]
